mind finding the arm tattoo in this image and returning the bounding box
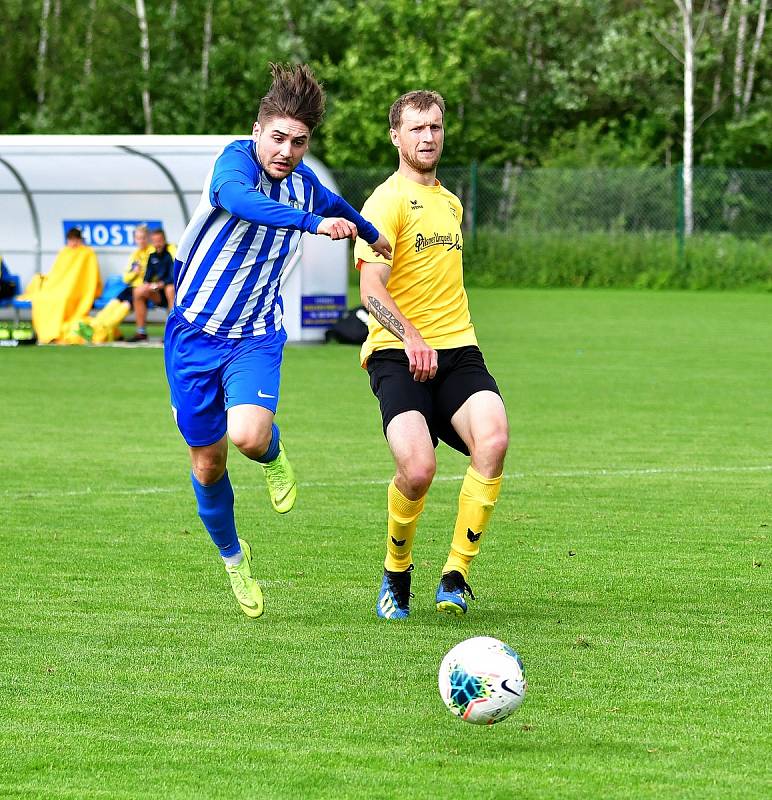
[367,295,405,341]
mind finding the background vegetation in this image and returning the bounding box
[1,0,769,170]
[2,1,769,290]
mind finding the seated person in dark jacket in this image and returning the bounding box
[129,228,175,342]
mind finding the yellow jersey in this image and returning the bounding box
[122,243,177,287]
[354,172,477,366]
[122,245,155,287]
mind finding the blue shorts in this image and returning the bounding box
[164,310,287,447]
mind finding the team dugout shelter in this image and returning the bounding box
[0,135,350,341]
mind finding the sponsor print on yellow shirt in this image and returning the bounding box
[354,172,477,366]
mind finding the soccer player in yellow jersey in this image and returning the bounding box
[354,90,509,619]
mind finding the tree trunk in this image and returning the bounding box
[724,0,766,226]
[82,0,98,127]
[732,0,749,116]
[200,0,214,130]
[84,0,97,81]
[169,0,179,52]
[678,0,695,236]
[742,0,768,112]
[711,0,734,108]
[36,0,52,117]
[136,0,153,134]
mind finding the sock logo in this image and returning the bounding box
[391,536,407,547]
[467,528,482,543]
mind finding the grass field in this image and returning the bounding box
[1,288,770,800]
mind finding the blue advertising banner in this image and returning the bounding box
[301,294,347,328]
[62,220,163,247]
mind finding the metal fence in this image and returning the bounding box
[331,166,772,240]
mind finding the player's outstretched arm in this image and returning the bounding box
[316,217,358,240]
[360,261,437,382]
[316,221,392,259]
[217,181,324,232]
[314,182,392,256]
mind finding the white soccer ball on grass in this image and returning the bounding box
[438,636,527,725]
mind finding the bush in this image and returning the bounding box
[463,228,772,290]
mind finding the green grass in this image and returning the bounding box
[1,288,770,799]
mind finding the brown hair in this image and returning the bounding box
[258,63,326,132]
[389,90,445,130]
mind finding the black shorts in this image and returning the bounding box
[366,346,501,455]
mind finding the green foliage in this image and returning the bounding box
[702,110,772,168]
[0,1,38,133]
[464,228,772,289]
[541,118,668,167]
[0,1,768,168]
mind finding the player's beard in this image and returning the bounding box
[400,145,442,174]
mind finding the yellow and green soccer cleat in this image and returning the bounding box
[260,440,296,514]
[225,538,264,618]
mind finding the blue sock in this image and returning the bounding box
[191,470,240,558]
[256,423,280,464]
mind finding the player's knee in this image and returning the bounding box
[471,426,509,470]
[230,425,271,458]
[400,458,436,496]
[486,427,509,461]
[193,460,226,486]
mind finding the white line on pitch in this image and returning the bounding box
[2,463,771,500]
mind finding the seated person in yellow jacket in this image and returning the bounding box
[122,223,154,289]
[23,227,102,344]
[129,228,176,342]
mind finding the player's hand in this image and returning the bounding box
[317,217,358,241]
[404,333,438,382]
[369,234,392,260]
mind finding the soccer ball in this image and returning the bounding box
[438,636,527,725]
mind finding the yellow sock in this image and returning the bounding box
[385,479,425,572]
[443,466,503,580]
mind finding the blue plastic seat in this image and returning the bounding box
[93,274,129,310]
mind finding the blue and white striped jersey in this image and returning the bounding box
[173,139,379,339]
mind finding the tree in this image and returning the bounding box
[135,0,153,134]
[0,0,766,170]
[35,0,52,127]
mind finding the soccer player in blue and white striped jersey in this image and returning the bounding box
[164,64,391,618]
